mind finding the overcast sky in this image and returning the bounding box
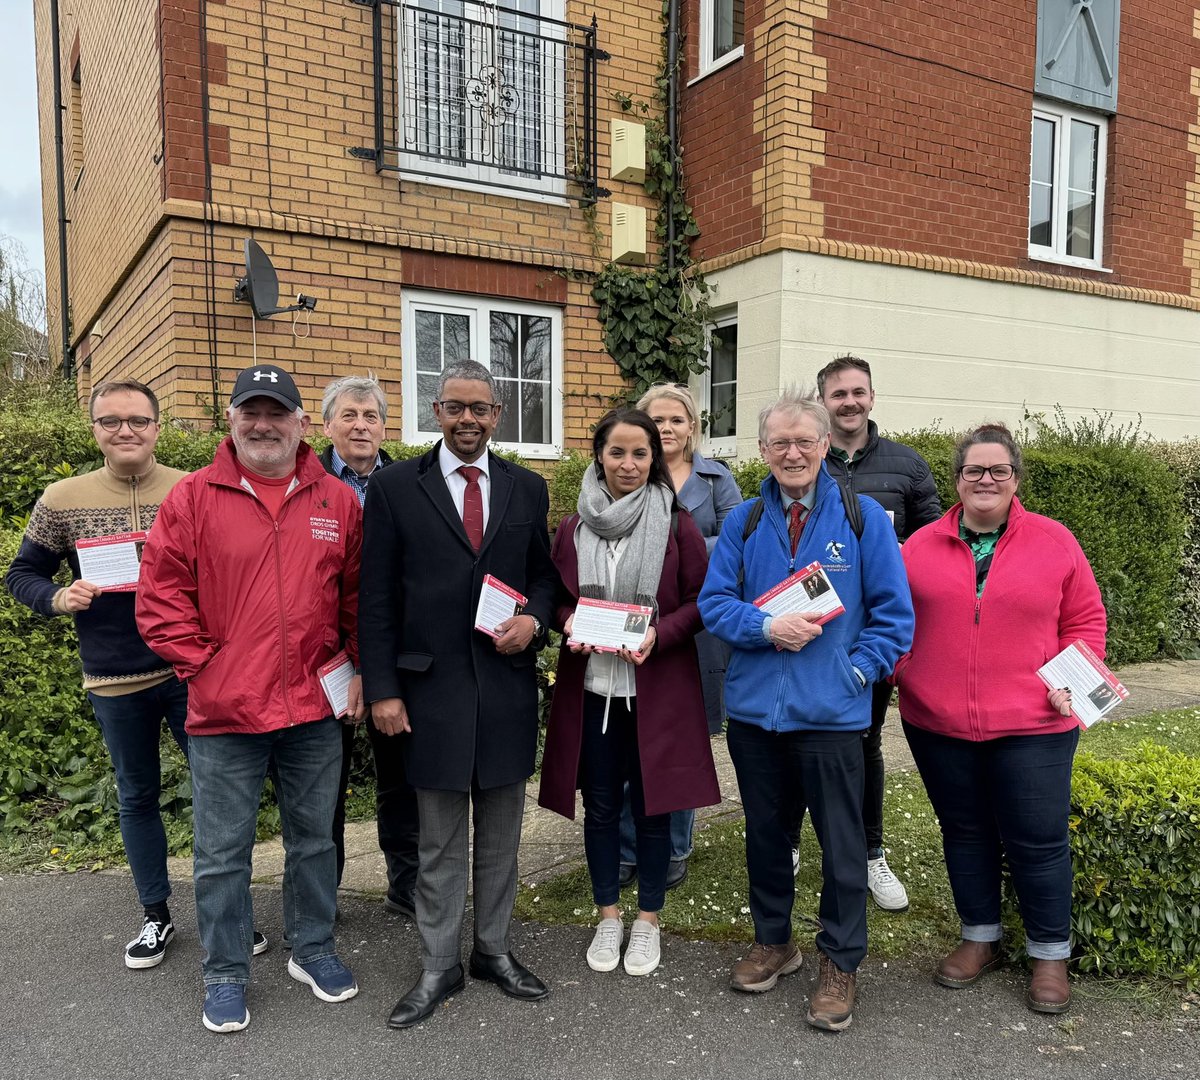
[1,4,46,286]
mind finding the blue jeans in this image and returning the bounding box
[619,803,693,865]
[726,720,868,972]
[903,721,1079,960]
[190,717,342,986]
[87,677,189,908]
[580,693,671,913]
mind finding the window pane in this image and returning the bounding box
[1068,121,1098,192]
[712,0,744,59]
[523,382,548,444]
[494,379,519,442]
[490,312,518,378]
[710,384,736,439]
[1031,117,1055,185]
[1029,184,1053,247]
[711,324,737,383]
[522,315,550,380]
[1066,188,1096,260]
[417,373,441,431]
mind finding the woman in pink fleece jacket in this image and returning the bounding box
[897,424,1106,1016]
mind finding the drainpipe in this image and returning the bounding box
[49,0,72,377]
[665,0,680,273]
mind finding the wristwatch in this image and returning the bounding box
[527,614,544,638]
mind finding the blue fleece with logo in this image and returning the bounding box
[698,465,914,733]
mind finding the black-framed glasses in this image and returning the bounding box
[958,463,1015,482]
[435,400,499,419]
[93,415,156,432]
[765,437,821,454]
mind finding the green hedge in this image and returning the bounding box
[1070,742,1200,985]
[1147,440,1200,656]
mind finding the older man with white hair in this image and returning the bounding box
[137,364,364,1034]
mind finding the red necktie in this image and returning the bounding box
[459,465,484,551]
[788,502,807,556]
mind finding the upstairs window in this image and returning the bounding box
[699,0,744,76]
[1028,103,1107,269]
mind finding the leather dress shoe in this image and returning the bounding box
[664,857,688,891]
[383,889,416,920]
[617,863,637,889]
[468,950,550,1000]
[386,966,465,1029]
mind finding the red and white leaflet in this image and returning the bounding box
[1037,639,1129,729]
[568,597,654,653]
[753,560,845,625]
[474,574,529,639]
[75,531,148,592]
[318,650,355,718]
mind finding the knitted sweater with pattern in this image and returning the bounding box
[5,459,186,695]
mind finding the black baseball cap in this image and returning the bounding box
[230,364,303,410]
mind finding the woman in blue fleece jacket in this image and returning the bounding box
[698,388,913,1033]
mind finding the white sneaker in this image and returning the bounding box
[586,918,624,972]
[623,919,661,976]
[791,847,800,878]
[867,854,909,911]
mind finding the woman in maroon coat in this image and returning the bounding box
[539,408,720,978]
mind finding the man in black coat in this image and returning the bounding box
[816,354,941,913]
[359,360,559,1029]
[318,374,418,920]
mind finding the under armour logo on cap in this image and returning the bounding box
[231,363,302,410]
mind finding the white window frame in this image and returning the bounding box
[694,0,744,80]
[397,0,568,202]
[402,289,564,459]
[1028,101,1108,271]
[700,313,737,460]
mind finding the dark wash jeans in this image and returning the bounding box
[903,720,1079,960]
[87,676,189,908]
[580,692,671,913]
[727,719,868,973]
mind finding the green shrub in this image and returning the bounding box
[1147,439,1200,656]
[1069,742,1200,985]
[548,449,589,527]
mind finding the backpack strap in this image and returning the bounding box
[735,499,765,591]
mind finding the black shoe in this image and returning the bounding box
[386,966,465,1029]
[384,889,416,919]
[617,863,637,889]
[468,950,550,1001]
[125,915,175,970]
[252,931,269,956]
[665,858,689,891]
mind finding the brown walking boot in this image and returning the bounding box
[805,952,856,1031]
[934,939,1004,988]
[729,940,804,993]
[1027,958,1070,1013]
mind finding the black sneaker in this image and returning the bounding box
[252,931,269,956]
[125,915,175,969]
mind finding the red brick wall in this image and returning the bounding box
[680,0,765,262]
[401,252,568,304]
[810,0,1198,293]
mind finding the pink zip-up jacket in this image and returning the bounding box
[896,497,1106,741]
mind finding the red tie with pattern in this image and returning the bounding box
[788,501,807,556]
[459,465,484,551]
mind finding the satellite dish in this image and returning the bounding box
[233,239,317,318]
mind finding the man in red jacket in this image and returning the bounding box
[137,364,364,1034]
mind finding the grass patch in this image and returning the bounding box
[515,706,1200,969]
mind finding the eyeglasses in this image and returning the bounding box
[435,400,499,419]
[958,464,1015,482]
[92,415,156,432]
[765,437,822,454]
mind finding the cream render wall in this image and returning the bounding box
[707,251,1200,457]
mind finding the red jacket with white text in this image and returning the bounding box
[136,439,361,736]
[896,498,1106,741]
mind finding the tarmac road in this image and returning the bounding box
[3,873,1196,1080]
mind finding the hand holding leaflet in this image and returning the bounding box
[1036,640,1129,729]
[75,531,149,591]
[754,561,845,624]
[567,597,654,653]
[475,574,528,638]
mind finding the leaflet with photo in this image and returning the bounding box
[1037,639,1129,729]
[474,574,529,639]
[75,531,149,591]
[568,597,654,653]
[753,560,845,625]
[318,650,355,718]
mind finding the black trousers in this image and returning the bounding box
[728,720,868,972]
[332,718,420,894]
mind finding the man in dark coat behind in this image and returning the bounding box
[359,360,560,1030]
[317,374,418,920]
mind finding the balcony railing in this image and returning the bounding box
[350,0,609,204]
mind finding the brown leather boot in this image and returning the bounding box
[805,953,856,1031]
[730,940,803,993]
[1027,959,1070,1013]
[934,939,1003,988]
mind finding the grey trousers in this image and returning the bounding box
[414,780,526,971]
